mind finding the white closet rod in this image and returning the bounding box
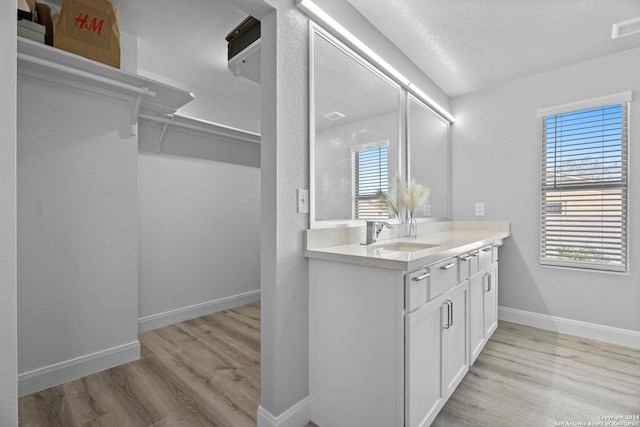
[17,52,157,98]
[139,113,260,144]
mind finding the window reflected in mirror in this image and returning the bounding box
[353,141,389,219]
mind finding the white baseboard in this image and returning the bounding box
[18,341,140,397]
[257,396,311,427]
[138,290,260,333]
[499,306,640,350]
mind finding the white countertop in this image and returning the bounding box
[304,221,510,271]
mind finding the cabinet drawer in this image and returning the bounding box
[492,244,499,262]
[469,250,480,276]
[478,246,493,270]
[406,268,429,312]
[458,253,471,281]
[427,257,458,300]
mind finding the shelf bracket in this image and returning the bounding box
[129,89,149,136]
[156,116,173,153]
[239,60,261,84]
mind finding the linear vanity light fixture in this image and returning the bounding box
[296,0,410,86]
[295,0,456,124]
[406,83,456,123]
[612,16,640,39]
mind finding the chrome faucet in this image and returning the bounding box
[365,221,393,245]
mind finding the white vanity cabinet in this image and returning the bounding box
[309,260,406,427]
[308,235,505,427]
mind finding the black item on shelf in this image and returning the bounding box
[226,16,260,60]
[18,9,33,21]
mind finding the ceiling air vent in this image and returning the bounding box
[612,16,640,39]
[323,111,346,121]
[226,16,261,84]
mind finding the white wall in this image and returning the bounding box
[138,150,260,331]
[17,74,140,395]
[451,47,640,333]
[0,2,18,424]
[257,3,313,424]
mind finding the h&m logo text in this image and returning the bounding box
[73,13,104,35]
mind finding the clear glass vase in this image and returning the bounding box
[405,213,417,238]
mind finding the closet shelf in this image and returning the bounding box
[17,37,194,131]
[139,113,260,151]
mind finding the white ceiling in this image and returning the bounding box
[346,0,640,96]
[85,0,640,112]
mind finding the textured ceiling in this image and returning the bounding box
[346,0,640,96]
[111,0,259,108]
[61,0,640,112]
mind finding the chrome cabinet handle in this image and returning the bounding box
[481,247,492,252]
[412,272,430,281]
[459,255,470,261]
[484,272,492,292]
[443,300,453,329]
[470,251,479,257]
[442,301,451,329]
[440,263,455,271]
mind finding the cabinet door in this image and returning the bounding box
[443,281,469,399]
[405,298,445,427]
[469,271,485,364]
[483,262,498,338]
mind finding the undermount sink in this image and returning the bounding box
[371,242,440,252]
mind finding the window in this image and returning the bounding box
[541,102,628,272]
[352,142,389,219]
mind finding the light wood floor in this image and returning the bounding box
[433,321,640,427]
[19,304,640,427]
[19,302,261,427]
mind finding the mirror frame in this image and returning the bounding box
[309,22,451,228]
[309,23,403,227]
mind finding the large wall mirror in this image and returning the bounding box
[311,26,401,224]
[310,24,450,227]
[407,95,451,219]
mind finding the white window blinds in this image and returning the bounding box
[541,102,628,272]
[353,144,389,219]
